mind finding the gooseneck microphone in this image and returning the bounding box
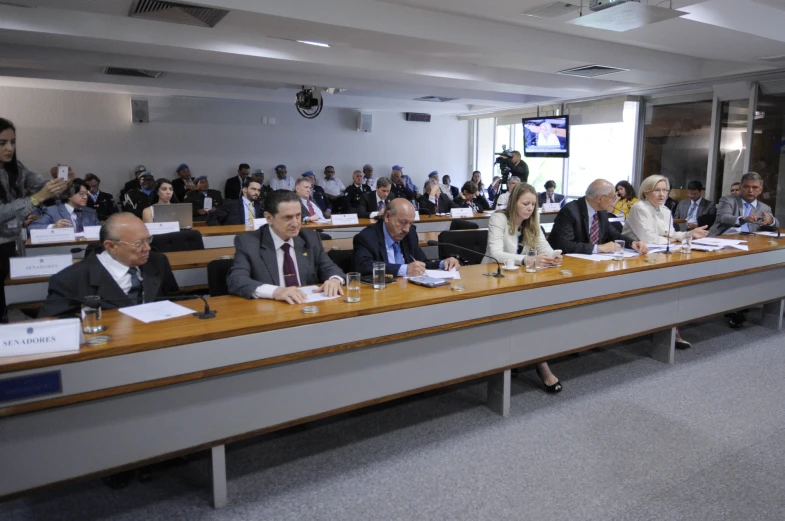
[664,208,673,255]
[425,240,504,278]
[53,294,217,319]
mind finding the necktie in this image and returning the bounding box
[307,200,316,217]
[391,241,405,264]
[280,243,299,287]
[687,202,697,222]
[590,212,600,245]
[549,196,553,204]
[378,200,384,212]
[73,211,83,233]
[741,202,753,232]
[246,202,255,225]
[127,267,143,304]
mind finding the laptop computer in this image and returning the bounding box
[153,203,193,230]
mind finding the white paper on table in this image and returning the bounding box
[727,244,749,251]
[693,238,747,247]
[424,269,461,280]
[119,301,194,323]
[315,218,331,224]
[757,231,781,237]
[300,285,342,303]
[689,244,722,252]
[566,249,639,262]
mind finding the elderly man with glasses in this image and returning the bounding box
[40,212,180,317]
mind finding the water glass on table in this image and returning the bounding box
[372,262,386,289]
[681,235,692,254]
[81,295,106,334]
[345,272,361,302]
[524,249,537,273]
[612,240,625,261]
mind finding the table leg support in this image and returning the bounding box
[487,369,510,417]
[753,299,784,331]
[650,328,675,364]
[211,445,227,509]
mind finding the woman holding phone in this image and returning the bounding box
[484,181,564,393]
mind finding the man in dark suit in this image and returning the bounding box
[346,170,371,211]
[208,178,263,226]
[357,177,392,218]
[537,180,566,208]
[419,177,454,215]
[120,165,146,201]
[227,191,345,304]
[709,172,778,236]
[122,171,155,218]
[390,170,415,202]
[223,163,251,200]
[84,173,117,220]
[171,164,195,203]
[548,179,647,255]
[184,176,223,221]
[301,171,331,215]
[354,199,460,277]
[441,175,460,199]
[40,213,180,317]
[673,180,716,230]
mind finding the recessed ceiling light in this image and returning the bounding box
[297,40,330,48]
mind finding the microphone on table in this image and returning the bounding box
[664,209,673,255]
[425,240,504,278]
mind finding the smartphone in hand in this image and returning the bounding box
[57,166,69,181]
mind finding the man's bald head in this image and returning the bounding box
[585,179,616,212]
[387,198,414,218]
[384,199,416,242]
[100,212,152,267]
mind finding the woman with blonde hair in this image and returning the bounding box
[484,182,564,393]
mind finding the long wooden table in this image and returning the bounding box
[2,233,784,505]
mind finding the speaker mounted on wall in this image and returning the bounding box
[131,99,149,124]
[357,112,372,133]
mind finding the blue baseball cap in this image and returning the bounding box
[392,165,403,171]
[193,175,207,183]
[253,169,264,175]
[428,171,438,178]
[138,171,154,179]
[275,164,287,171]
[302,171,315,178]
[176,163,189,172]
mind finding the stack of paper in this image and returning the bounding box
[566,249,641,262]
[692,238,748,252]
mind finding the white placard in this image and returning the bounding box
[0,318,82,358]
[253,218,268,230]
[145,222,180,235]
[9,254,72,279]
[29,228,76,244]
[83,225,101,240]
[331,214,360,225]
[450,208,474,218]
[542,203,561,213]
[414,211,420,221]
[203,197,213,210]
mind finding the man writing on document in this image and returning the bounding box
[227,191,344,304]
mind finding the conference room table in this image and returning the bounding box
[4,233,783,506]
[23,213,493,256]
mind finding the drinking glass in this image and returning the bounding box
[613,240,625,261]
[372,262,386,289]
[681,235,692,254]
[81,295,106,334]
[524,249,537,273]
[345,272,361,302]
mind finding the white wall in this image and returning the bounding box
[0,87,471,197]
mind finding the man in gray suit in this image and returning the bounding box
[709,172,777,236]
[227,190,344,304]
[673,180,716,230]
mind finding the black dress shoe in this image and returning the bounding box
[675,339,691,350]
[137,465,152,483]
[728,319,744,329]
[103,470,134,489]
[535,365,562,394]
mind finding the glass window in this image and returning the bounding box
[713,99,748,203]
[642,100,713,191]
[749,93,785,220]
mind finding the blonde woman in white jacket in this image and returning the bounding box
[484,182,563,393]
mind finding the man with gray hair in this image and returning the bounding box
[494,176,521,208]
[548,179,647,255]
[709,172,777,236]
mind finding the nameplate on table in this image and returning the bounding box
[9,254,72,279]
[542,203,561,213]
[0,318,82,358]
[83,225,101,240]
[145,222,180,235]
[414,211,420,221]
[253,218,268,230]
[29,228,76,244]
[450,208,474,218]
[331,214,359,225]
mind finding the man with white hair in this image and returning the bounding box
[494,176,521,208]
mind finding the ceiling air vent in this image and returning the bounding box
[104,67,163,78]
[129,0,229,28]
[557,64,628,78]
[414,96,459,102]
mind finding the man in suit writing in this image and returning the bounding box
[208,178,263,226]
[40,213,180,317]
[548,179,647,255]
[357,177,392,218]
[673,180,716,230]
[353,199,460,277]
[227,190,345,304]
[709,172,777,236]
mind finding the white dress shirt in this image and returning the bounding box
[242,196,257,224]
[364,176,377,190]
[47,203,78,229]
[301,197,325,220]
[369,193,387,219]
[97,251,142,294]
[320,178,346,197]
[270,177,295,191]
[622,200,686,245]
[252,230,302,300]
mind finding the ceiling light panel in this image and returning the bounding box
[566,2,684,31]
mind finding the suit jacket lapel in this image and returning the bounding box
[578,198,590,240]
[294,235,312,285]
[259,227,281,286]
[374,222,390,262]
[87,256,130,306]
[140,259,162,303]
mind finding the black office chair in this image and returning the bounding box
[150,230,204,253]
[206,258,234,297]
[437,229,488,265]
[318,232,333,241]
[450,219,480,231]
[327,249,354,273]
[697,213,716,229]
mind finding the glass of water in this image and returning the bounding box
[613,240,625,261]
[372,262,386,289]
[81,295,106,334]
[345,272,361,302]
[681,234,692,254]
[524,249,537,273]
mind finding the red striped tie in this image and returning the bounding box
[590,213,600,244]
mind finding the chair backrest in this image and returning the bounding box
[450,219,480,231]
[327,248,354,274]
[697,213,715,229]
[207,258,234,297]
[150,230,204,253]
[437,229,488,265]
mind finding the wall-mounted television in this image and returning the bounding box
[522,115,569,158]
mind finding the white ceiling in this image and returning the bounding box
[0,0,784,115]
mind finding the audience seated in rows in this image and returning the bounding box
[122,171,155,218]
[171,164,194,202]
[346,170,371,211]
[270,164,295,192]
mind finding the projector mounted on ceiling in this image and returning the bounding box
[589,0,640,12]
[567,0,682,32]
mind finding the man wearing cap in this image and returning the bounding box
[184,176,223,221]
[120,165,148,200]
[393,165,419,198]
[390,168,415,202]
[362,164,376,190]
[270,165,295,191]
[301,171,331,216]
[319,165,346,213]
[122,171,156,218]
[171,164,195,202]
[224,163,251,200]
[346,170,371,211]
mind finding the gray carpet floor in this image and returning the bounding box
[3,316,785,521]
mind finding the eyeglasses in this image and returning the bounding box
[111,236,153,250]
[651,189,670,195]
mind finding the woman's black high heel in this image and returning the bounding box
[535,365,562,394]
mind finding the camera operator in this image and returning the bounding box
[496,150,529,183]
